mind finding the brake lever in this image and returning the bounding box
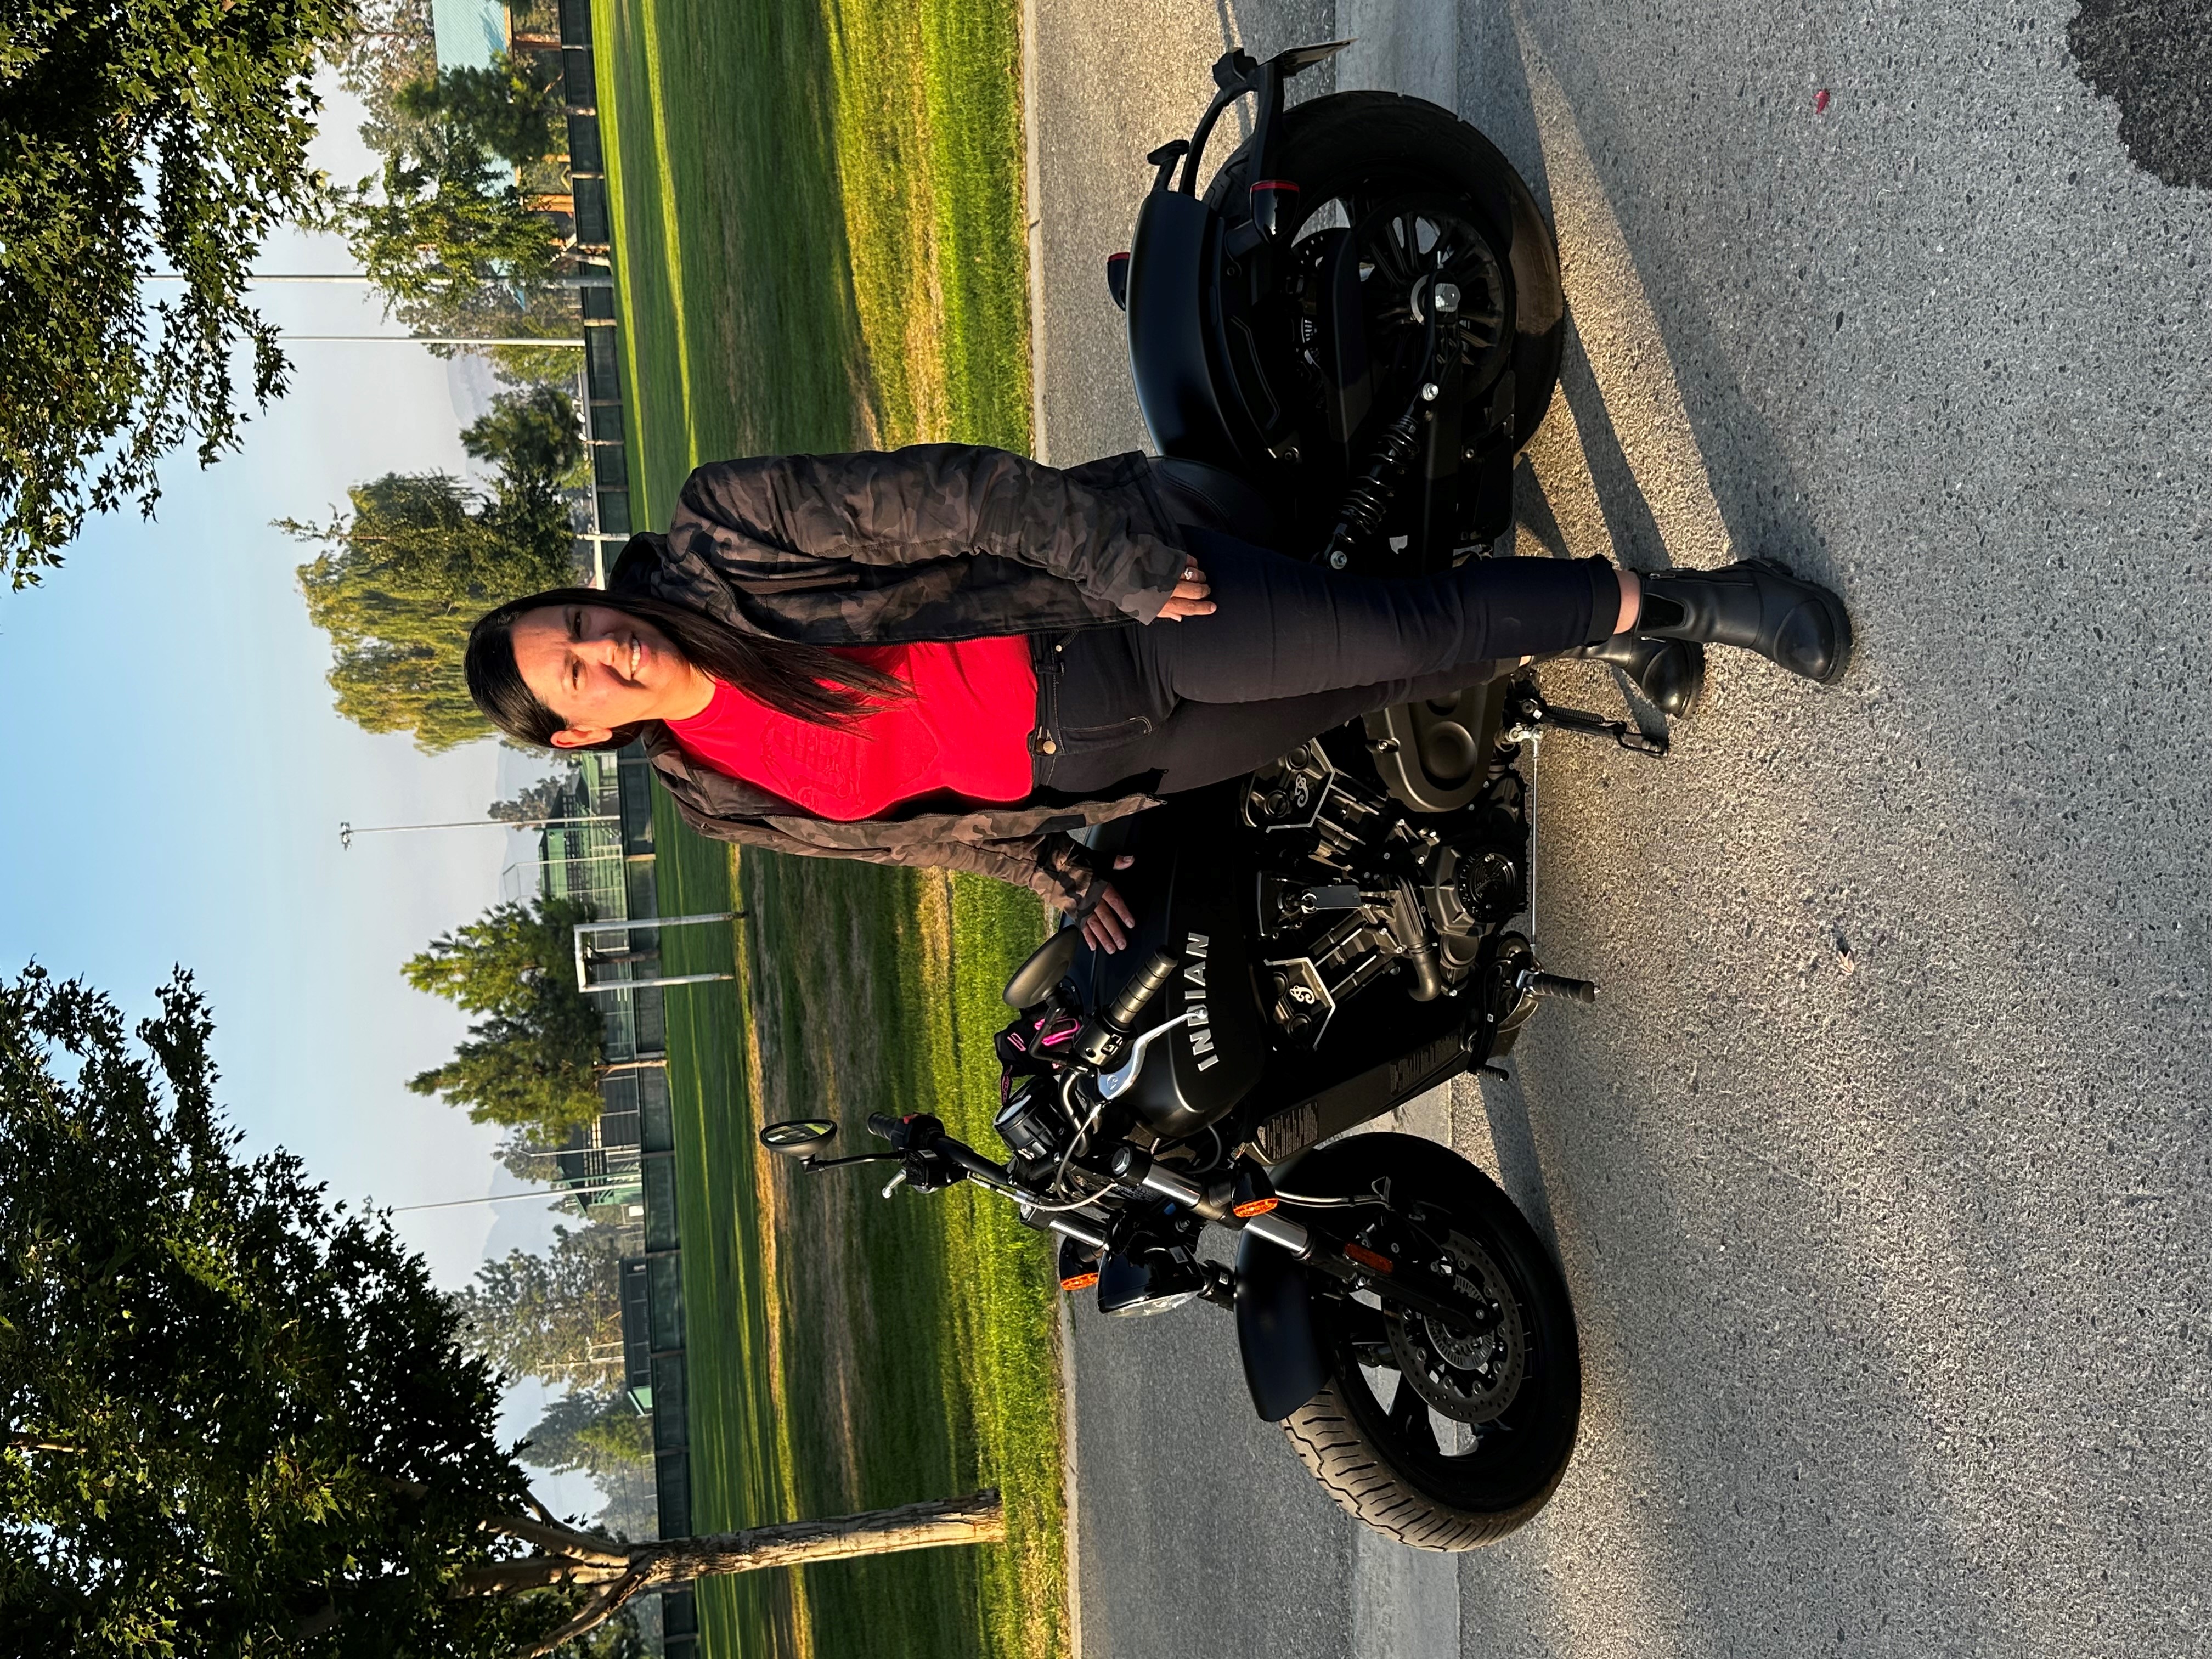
[802,1151,902,1172]
[881,1169,909,1199]
[1097,1011,1195,1101]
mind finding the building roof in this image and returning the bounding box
[431,0,507,70]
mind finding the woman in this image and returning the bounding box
[466,444,1849,952]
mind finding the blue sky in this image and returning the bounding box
[0,78,601,1511]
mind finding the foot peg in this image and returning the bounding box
[1502,680,1667,758]
[1525,971,1598,1005]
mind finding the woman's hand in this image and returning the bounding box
[1079,855,1139,953]
[1155,562,1215,621]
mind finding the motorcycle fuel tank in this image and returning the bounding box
[1076,805,1267,1138]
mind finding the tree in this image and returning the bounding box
[495,1126,576,1184]
[338,143,561,321]
[518,1388,653,1485]
[0,964,1003,1656]
[453,1225,627,1392]
[396,53,564,170]
[326,52,569,347]
[286,387,583,751]
[0,0,362,586]
[466,386,588,490]
[490,767,584,825]
[404,898,607,1135]
[0,963,552,1652]
[517,1390,654,1576]
[331,10,584,387]
[405,896,589,1025]
[331,0,436,160]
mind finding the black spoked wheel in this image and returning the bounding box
[1275,1132,1581,1549]
[1207,91,1565,465]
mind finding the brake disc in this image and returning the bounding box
[1384,1227,1527,1424]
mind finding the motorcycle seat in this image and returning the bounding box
[1149,456,1295,554]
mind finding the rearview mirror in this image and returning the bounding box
[1002,926,1081,1009]
[759,1118,838,1156]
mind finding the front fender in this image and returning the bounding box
[1234,1223,1329,1420]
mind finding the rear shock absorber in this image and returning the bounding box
[1319,410,1423,571]
[1318,285,1446,571]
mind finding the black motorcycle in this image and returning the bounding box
[763,42,1663,1549]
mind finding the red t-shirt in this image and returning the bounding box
[664,637,1039,820]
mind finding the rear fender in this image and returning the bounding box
[1127,190,1257,467]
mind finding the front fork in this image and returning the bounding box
[1045,1147,1491,1333]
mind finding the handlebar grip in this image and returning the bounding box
[1528,972,1598,1005]
[867,1112,903,1143]
[1104,948,1181,1032]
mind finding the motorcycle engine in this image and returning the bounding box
[1245,739,1526,1042]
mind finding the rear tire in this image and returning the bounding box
[1208,91,1565,454]
[1273,1132,1580,1549]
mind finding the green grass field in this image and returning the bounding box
[648,806,1061,1659]
[591,1,1061,1655]
[592,0,1031,495]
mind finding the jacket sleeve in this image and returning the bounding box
[785,830,1101,916]
[676,446,1188,623]
[665,788,1104,915]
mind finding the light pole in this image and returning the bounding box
[339,814,617,849]
[574,913,746,994]
[390,1177,645,1214]
[283,335,589,347]
[145,279,592,342]
[145,273,376,284]
[145,273,613,288]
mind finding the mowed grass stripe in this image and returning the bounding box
[820,0,1032,450]
[601,0,1032,501]
[725,854,1055,1659]
[597,0,873,521]
[592,0,689,515]
[645,794,798,1650]
[634,0,699,467]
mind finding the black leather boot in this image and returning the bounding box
[1573,634,1706,718]
[1633,559,1852,685]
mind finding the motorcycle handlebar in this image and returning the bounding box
[940,1141,1013,1187]
[1104,948,1181,1032]
[865,1112,1010,1186]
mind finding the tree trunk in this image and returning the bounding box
[632,1491,1006,1588]
[490,1491,1006,1657]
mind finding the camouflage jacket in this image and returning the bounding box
[615,444,1186,913]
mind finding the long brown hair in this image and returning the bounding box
[465,586,907,750]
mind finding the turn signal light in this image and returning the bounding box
[1342,1242,1394,1274]
[1060,1271,1100,1292]
[1232,1196,1278,1218]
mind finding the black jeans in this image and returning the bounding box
[1033,529,1618,797]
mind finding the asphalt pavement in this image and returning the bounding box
[1029,2,2212,1655]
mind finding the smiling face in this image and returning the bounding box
[508,602,716,747]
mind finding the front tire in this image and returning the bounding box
[1274,1132,1581,1548]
